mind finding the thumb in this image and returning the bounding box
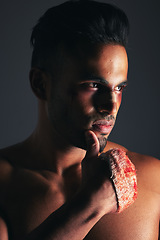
[85,130,100,158]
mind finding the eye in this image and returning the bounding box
[88,82,98,88]
[114,84,127,92]
[115,86,123,91]
[79,82,99,90]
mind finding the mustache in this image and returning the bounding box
[91,114,116,124]
[103,115,115,122]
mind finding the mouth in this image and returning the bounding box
[91,119,114,135]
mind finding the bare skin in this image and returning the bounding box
[0,44,160,239]
[0,139,160,240]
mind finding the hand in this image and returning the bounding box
[81,130,117,215]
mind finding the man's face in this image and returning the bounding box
[47,44,128,151]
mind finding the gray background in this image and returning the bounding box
[0,0,160,159]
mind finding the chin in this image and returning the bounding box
[98,136,108,153]
[92,130,109,153]
[70,130,108,153]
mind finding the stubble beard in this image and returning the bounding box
[48,94,114,153]
[98,136,108,153]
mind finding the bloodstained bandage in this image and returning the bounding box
[103,148,138,213]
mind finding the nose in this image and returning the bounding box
[93,89,118,115]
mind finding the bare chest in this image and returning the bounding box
[2,169,160,240]
[85,189,160,240]
[2,169,67,239]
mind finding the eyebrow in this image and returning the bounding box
[117,80,128,87]
[81,75,128,87]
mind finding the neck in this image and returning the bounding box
[25,108,86,175]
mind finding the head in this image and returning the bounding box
[30,0,129,152]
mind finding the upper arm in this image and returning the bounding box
[0,217,9,240]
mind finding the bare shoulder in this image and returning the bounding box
[106,140,128,152]
[106,140,160,169]
[0,144,19,184]
[127,149,160,175]
[107,141,160,194]
[0,153,13,186]
[127,149,160,166]
[0,144,41,203]
[0,151,13,239]
[128,150,160,192]
[0,217,8,240]
[0,142,24,167]
[0,148,14,204]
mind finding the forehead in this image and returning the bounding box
[53,44,128,87]
[72,44,128,85]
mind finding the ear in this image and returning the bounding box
[29,68,48,100]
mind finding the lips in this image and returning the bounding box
[92,119,114,134]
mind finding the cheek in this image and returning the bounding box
[76,89,95,101]
[75,89,95,112]
[117,93,122,109]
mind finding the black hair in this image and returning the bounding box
[30,0,129,69]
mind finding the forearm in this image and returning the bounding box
[25,190,105,240]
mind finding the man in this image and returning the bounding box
[0,1,160,239]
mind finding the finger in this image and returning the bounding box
[85,130,100,158]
